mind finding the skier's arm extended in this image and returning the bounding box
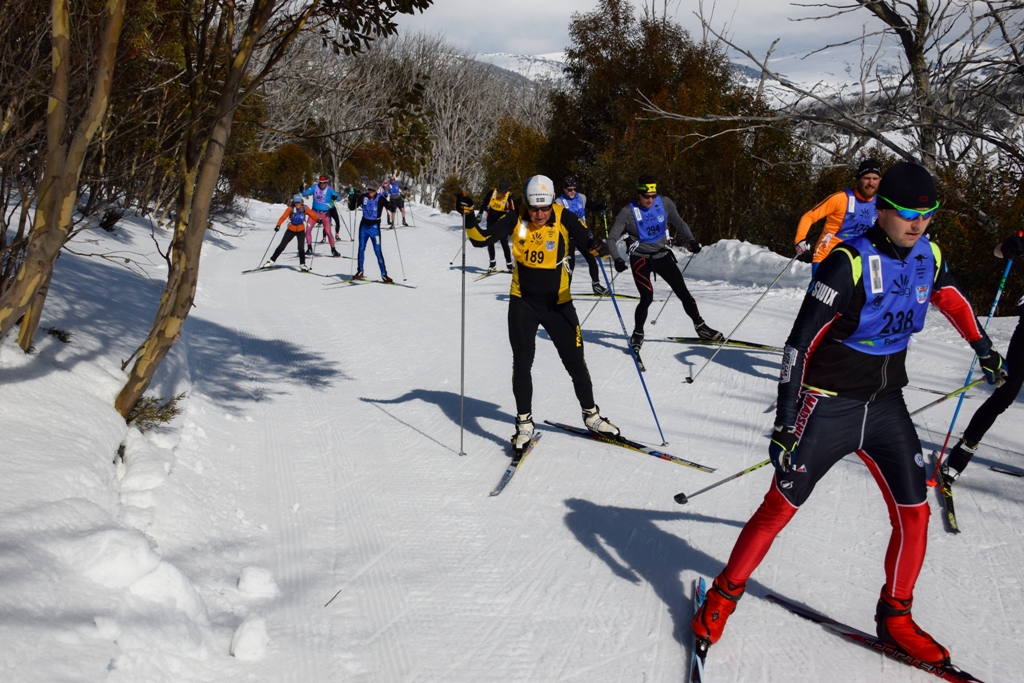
[465,209,516,247]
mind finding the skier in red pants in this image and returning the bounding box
[691,162,1007,666]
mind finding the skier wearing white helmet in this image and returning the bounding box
[466,175,621,454]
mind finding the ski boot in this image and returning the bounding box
[945,438,978,479]
[306,245,313,255]
[261,260,274,269]
[695,320,724,341]
[582,406,620,438]
[487,260,497,274]
[353,270,365,280]
[331,248,340,257]
[592,281,608,295]
[402,219,409,227]
[505,261,513,272]
[511,413,535,454]
[691,575,746,646]
[629,330,644,355]
[875,588,951,666]
[381,275,394,284]
[299,264,311,272]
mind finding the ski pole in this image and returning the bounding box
[449,243,464,265]
[651,250,696,326]
[929,253,1016,483]
[909,379,986,418]
[257,228,277,267]
[459,212,468,456]
[686,253,799,384]
[579,259,620,327]
[351,213,359,276]
[674,458,772,504]
[392,217,407,280]
[598,256,668,445]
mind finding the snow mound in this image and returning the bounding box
[129,561,208,622]
[237,566,280,598]
[61,529,162,589]
[687,239,810,289]
[230,615,269,660]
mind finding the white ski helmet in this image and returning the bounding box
[524,175,556,207]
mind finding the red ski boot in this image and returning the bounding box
[691,575,745,645]
[875,588,951,666]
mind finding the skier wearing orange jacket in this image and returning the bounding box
[261,195,319,271]
[794,159,881,275]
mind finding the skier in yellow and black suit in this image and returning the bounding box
[478,179,515,271]
[466,175,621,454]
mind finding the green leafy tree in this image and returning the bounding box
[547,0,813,250]
[481,117,546,200]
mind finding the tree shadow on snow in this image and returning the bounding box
[182,316,349,405]
[563,497,775,645]
[4,250,346,408]
[360,389,512,451]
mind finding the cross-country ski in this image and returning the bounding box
[767,595,984,682]
[543,420,715,472]
[666,336,784,352]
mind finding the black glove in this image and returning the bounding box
[689,239,702,254]
[614,258,628,273]
[588,237,607,257]
[274,225,280,232]
[1000,233,1024,259]
[768,425,799,475]
[979,350,1009,387]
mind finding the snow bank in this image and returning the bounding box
[686,238,811,289]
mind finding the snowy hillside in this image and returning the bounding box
[475,52,566,82]
[1,199,1022,682]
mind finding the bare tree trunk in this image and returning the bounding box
[115,0,281,417]
[0,0,126,349]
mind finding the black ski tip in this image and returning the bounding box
[674,492,689,504]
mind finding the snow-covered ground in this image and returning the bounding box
[1,200,1021,682]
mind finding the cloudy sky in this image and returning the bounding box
[393,0,860,61]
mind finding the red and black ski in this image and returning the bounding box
[767,594,984,682]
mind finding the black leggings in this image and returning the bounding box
[487,237,511,265]
[508,296,595,415]
[271,229,305,265]
[962,314,1024,445]
[630,251,700,331]
[569,245,600,282]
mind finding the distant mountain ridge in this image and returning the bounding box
[474,48,901,96]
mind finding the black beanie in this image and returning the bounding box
[877,162,937,209]
[498,180,510,192]
[857,158,881,178]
